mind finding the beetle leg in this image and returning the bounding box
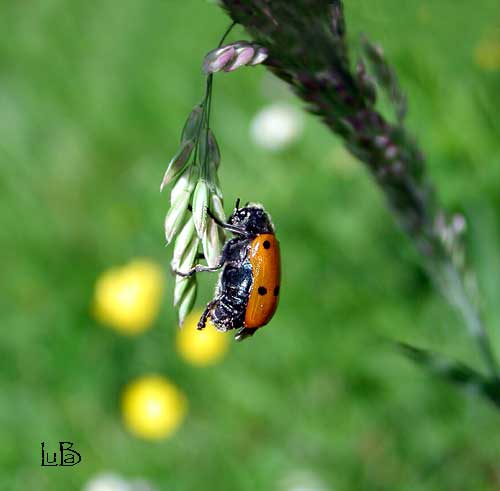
[173,263,223,277]
[173,237,235,277]
[197,299,218,330]
[235,327,258,342]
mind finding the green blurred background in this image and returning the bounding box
[2,0,500,489]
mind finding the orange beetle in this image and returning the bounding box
[175,200,280,341]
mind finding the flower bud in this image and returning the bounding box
[179,233,200,273]
[160,140,195,192]
[173,236,200,304]
[211,194,226,223]
[164,190,190,244]
[199,129,221,191]
[202,218,223,268]
[452,214,467,235]
[356,60,376,106]
[202,45,236,74]
[211,176,223,199]
[174,276,193,308]
[181,105,203,143]
[171,218,196,270]
[203,42,268,74]
[178,281,197,326]
[248,46,268,66]
[199,129,221,170]
[192,179,209,237]
[224,44,255,72]
[170,168,196,204]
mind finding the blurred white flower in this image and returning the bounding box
[84,473,129,491]
[250,103,303,151]
[278,470,329,491]
[83,473,155,491]
[128,480,155,491]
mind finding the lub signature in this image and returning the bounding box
[41,441,82,467]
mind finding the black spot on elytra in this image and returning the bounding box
[258,286,267,295]
[273,286,280,296]
[263,240,271,249]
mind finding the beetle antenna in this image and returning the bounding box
[207,206,248,236]
[235,198,240,210]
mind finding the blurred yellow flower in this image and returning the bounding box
[176,310,230,366]
[121,375,187,440]
[93,259,164,335]
[474,37,500,71]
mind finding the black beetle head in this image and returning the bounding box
[228,202,274,236]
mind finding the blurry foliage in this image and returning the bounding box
[1,1,500,490]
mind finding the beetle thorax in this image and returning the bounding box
[228,205,274,236]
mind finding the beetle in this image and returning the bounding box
[175,199,281,341]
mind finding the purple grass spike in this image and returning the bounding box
[248,46,268,66]
[224,44,255,71]
[203,41,268,74]
[203,45,236,74]
[218,0,500,395]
